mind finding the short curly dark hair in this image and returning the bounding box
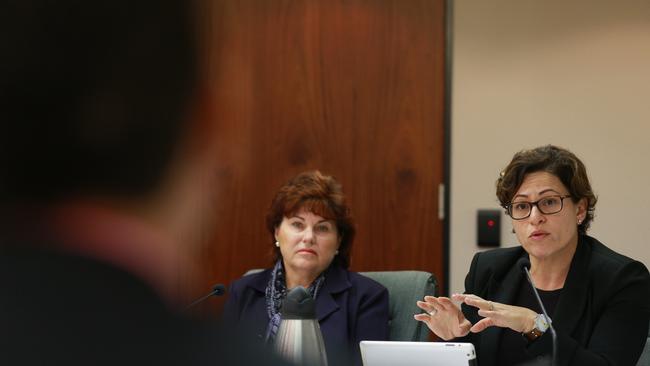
[266,170,355,268]
[496,145,597,234]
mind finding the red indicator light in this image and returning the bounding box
[487,219,495,227]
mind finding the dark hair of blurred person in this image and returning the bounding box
[0,1,288,365]
[0,1,196,203]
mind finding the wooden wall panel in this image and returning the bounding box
[185,0,446,314]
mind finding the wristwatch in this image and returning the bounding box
[522,314,550,341]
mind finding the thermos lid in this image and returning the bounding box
[281,286,317,319]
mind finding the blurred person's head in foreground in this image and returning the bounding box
[0,2,297,366]
[0,0,218,304]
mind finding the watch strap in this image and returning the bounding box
[523,327,544,341]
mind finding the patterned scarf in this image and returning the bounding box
[264,260,326,343]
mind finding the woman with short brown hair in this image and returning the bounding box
[224,170,389,366]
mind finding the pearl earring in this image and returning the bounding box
[275,241,280,247]
[335,250,339,255]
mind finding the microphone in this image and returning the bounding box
[517,257,558,366]
[184,283,226,311]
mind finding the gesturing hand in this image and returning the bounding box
[414,296,472,340]
[451,294,537,334]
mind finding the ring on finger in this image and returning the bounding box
[488,301,494,311]
[428,309,437,316]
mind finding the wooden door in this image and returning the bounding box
[186,0,447,314]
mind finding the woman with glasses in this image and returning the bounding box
[415,145,650,366]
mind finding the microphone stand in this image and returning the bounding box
[184,284,226,312]
[522,266,558,366]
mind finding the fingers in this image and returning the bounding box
[413,313,431,322]
[451,293,466,302]
[423,295,453,303]
[416,299,436,314]
[416,295,496,332]
[414,299,438,327]
[451,294,498,334]
[470,317,495,333]
[461,294,486,308]
[435,297,458,312]
[453,293,496,312]
[447,294,537,335]
[477,309,497,318]
[417,296,451,313]
[415,296,456,324]
[458,319,472,336]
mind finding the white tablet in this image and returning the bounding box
[360,341,476,366]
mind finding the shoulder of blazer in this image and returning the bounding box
[230,269,272,295]
[320,265,353,295]
[581,235,650,294]
[347,271,387,294]
[467,246,526,291]
[584,235,646,272]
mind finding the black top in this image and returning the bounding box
[496,279,562,365]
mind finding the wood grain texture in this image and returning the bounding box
[184,0,446,315]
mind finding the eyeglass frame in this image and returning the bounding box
[504,195,573,220]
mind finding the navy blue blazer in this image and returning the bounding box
[222,264,389,366]
[458,235,650,366]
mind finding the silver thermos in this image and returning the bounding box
[274,286,328,366]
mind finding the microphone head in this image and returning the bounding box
[516,257,531,272]
[212,283,226,296]
[281,286,317,319]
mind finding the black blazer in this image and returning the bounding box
[459,235,650,366]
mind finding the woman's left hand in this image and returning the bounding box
[452,293,537,334]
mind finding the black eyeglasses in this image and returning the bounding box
[505,195,572,220]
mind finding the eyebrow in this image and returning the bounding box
[513,188,562,200]
[289,214,333,224]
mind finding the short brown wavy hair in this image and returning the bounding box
[266,170,355,268]
[496,145,597,234]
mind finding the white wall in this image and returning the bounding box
[450,0,650,294]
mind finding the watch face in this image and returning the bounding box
[535,314,550,332]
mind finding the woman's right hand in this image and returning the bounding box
[414,295,472,340]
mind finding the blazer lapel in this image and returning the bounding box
[316,266,351,322]
[480,258,526,366]
[552,236,591,335]
[245,270,275,338]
